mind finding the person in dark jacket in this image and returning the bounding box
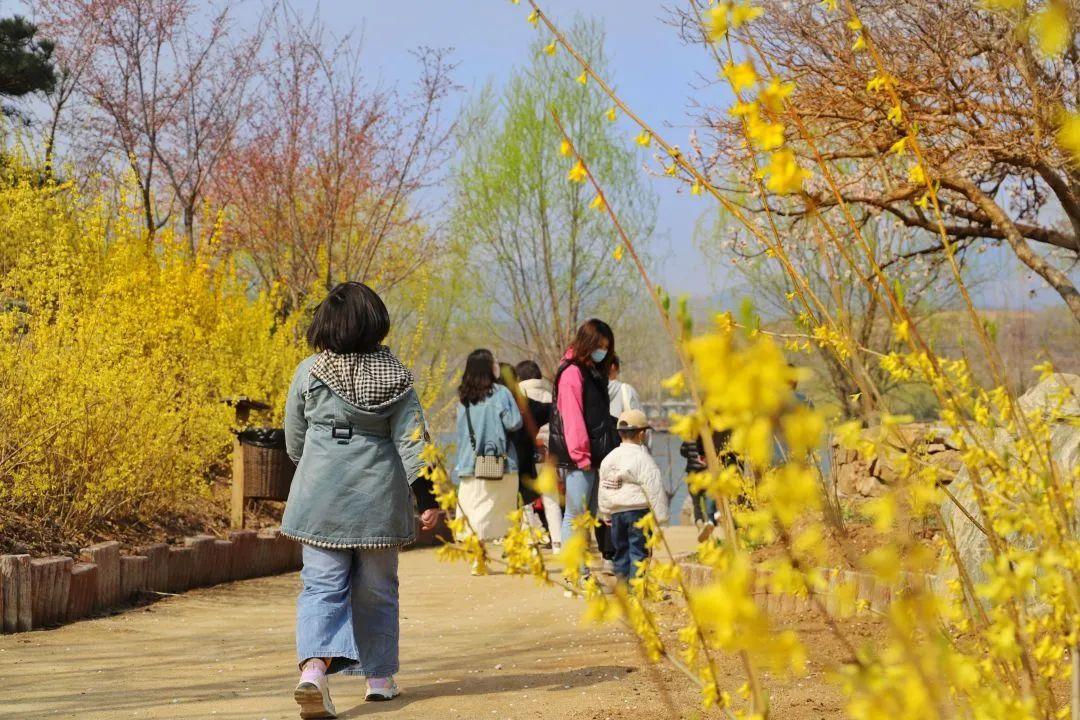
[549,319,619,571]
[514,359,562,548]
[679,430,739,542]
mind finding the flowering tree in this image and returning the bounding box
[34,0,266,247]
[211,7,459,315]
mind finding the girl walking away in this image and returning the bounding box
[599,409,668,581]
[452,350,523,571]
[283,282,439,718]
[549,319,619,573]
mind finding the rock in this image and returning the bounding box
[941,374,1080,594]
[854,473,887,498]
[928,449,963,481]
[1017,373,1080,417]
[835,459,869,497]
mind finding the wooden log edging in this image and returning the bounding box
[0,527,302,635]
[678,559,942,619]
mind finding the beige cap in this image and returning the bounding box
[617,408,651,431]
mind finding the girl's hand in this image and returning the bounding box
[419,508,442,530]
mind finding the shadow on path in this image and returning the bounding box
[338,666,635,718]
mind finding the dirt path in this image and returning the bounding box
[0,527,848,719]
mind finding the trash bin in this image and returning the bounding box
[238,428,294,500]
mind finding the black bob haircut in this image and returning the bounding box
[515,360,543,381]
[306,282,390,354]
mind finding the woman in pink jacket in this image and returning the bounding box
[548,319,618,560]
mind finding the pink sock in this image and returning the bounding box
[300,658,327,683]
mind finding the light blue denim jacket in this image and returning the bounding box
[281,354,427,549]
[452,384,523,481]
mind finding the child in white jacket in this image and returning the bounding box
[598,409,668,581]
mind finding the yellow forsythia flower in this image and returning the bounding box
[661,371,687,396]
[605,106,617,122]
[889,137,908,156]
[731,2,763,28]
[1031,1,1070,56]
[527,9,539,25]
[887,104,903,125]
[706,4,730,40]
[559,139,572,157]
[908,163,926,185]
[576,71,588,85]
[567,160,587,182]
[723,61,758,92]
[613,244,625,261]
[1059,112,1080,164]
[866,74,894,93]
[852,33,866,51]
[533,464,558,495]
[764,148,810,194]
[691,180,704,195]
[759,79,794,113]
[589,194,605,211]
[747,115,786,151]
[543,41,557,55]
[635,131,652,147]
[893,319,910,341]
[981,0,1024,10]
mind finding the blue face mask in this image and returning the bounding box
[590,348,608,364]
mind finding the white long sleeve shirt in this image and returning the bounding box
[598,442,669,524]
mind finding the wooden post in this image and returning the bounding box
[231,434,245,529]
[224,396,269,530]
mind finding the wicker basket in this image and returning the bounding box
[238,428,294,500]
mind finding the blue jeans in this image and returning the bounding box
[610,509,650,580]
[296,544,399,677]
[560,468,597,547]
[691,489,718,526]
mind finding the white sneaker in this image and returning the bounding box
[366,676,401,702]
[294,670,337,719]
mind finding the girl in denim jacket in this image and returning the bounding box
[283,282,439,717]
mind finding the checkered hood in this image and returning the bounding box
[309,346,414,411]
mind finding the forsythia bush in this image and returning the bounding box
[0,164,307,535]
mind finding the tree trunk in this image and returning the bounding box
[948,177,1080,326]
